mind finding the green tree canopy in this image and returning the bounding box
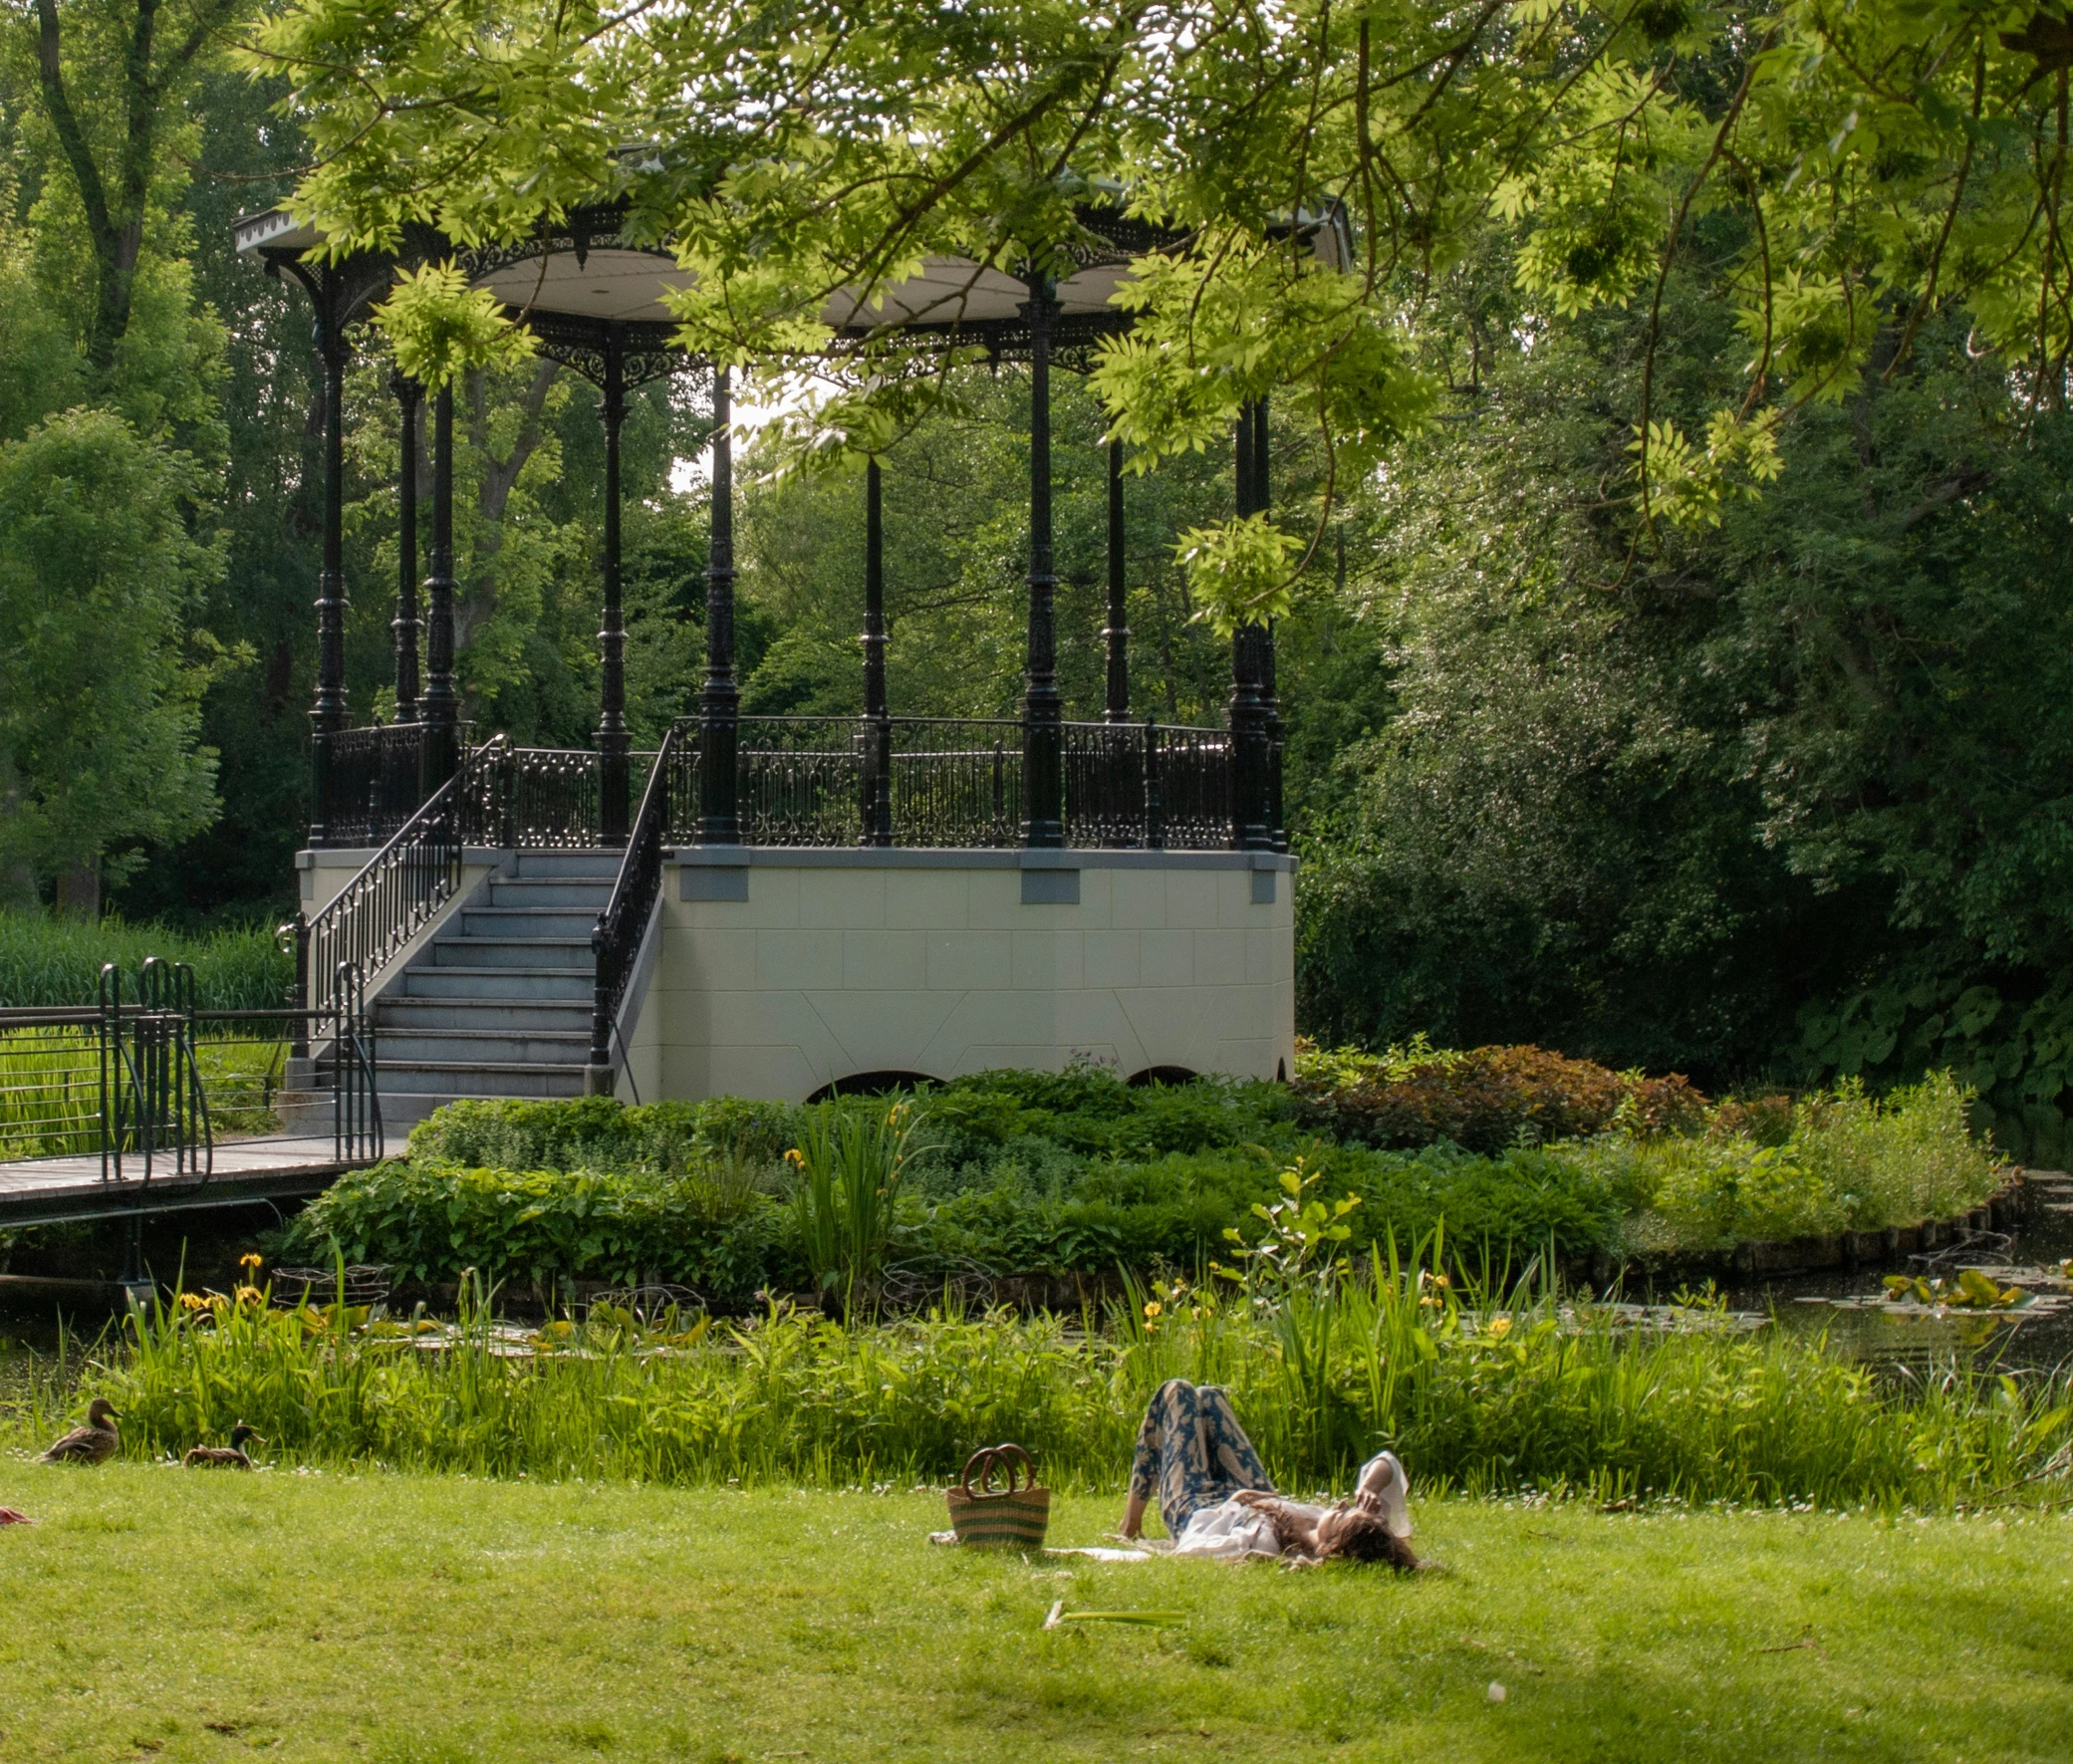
[245,0,2073,623]
[0,406,229,909]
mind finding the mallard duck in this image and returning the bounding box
[183,1424,263,1469]
[39,1397,121,1464]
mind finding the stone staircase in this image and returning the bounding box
[369,850,619,1132]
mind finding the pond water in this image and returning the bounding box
[1696,1171,2073,1375]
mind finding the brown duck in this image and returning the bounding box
[40,1397,121,1464]
[183,1424,263,1469]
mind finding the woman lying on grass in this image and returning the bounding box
[1118,1379,1419,1568]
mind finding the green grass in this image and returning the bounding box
[0,1466,2067,1763]
[0,909,293,1010]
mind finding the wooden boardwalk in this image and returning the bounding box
[0,1135,360,1228]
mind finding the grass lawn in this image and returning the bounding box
[0,1467,2067,1763]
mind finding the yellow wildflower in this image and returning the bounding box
[1486,1317,1512,1339]
[239,1252,263,1271]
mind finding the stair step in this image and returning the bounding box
[461,906,602,938]
[376,1061,592,1097]
[486,880,615,908]
[511,851,624,881]
[431,937,594,970]
[378,1030,593,1064]
[376,998,592,1032]
[402,967,593,1000]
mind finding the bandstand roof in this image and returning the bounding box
[233,200,1219,372]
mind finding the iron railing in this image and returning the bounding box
[322,723,431,847]
[645,715,1231,850]
[890,719,1023,848]
[734,716,864,846]
[292,736,509,1008]
[592,720,682,1073]
[0,961,381,1183]
[1145,721,1232,851]
[310,715,1255,858]
[487,745,601,849]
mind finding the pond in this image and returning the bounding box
[1708,1170,2073,1374]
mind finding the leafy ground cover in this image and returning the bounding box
[273,1060,2005,1298]
[0,909,292,1011]
[0,1466,2066,1764]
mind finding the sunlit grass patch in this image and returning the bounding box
[0,1468,2068,1764]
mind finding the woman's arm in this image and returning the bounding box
[1120,1489,1149,1540]
[1233,1490,1319,1554]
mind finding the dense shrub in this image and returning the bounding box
[1297,1043,1674,1151]
[280,1067,2003,1293]
[406,1095,805,1173]
[287,1158,790,1304]
[1556,1074,2000,1251]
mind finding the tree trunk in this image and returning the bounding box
[54,858,100,919]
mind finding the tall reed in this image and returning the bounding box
[13,1249,2067,1511]
[789,1101,917,1310]
[0,910,292,1010]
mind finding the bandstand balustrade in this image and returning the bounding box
[254,201,1284,865]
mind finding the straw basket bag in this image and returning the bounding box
[945,1444,1051,1548]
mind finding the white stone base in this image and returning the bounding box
[619,848,1296,1104]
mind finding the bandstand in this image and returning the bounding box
[236,203,1298,1121]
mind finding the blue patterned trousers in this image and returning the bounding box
[1128,1379,1276,1537]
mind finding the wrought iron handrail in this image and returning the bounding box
[319,723,432,848]
[592,718,683,1075]
[327,962,383,1163]
[290,735,511,1012]
[98,960,210,1188]
[0,968,380,1177]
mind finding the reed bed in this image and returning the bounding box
[0,1028,284,1156]
[0,909,292,1010]
[10,1247,2069,1511]
[0,1025,104,1158]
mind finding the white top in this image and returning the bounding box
[1169,1451,1412,1562]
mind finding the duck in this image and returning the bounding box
[39,1397,121,1464]
[183,1423,263,1469]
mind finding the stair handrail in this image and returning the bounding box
[591,718,683,1078]
[286,734,512,1018]
[329,961,385,1163]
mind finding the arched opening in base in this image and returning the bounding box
[1125,1065,1197,1089]
[805,1070,942,1104]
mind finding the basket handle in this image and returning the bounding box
[956,1446,998,1496]
[959,1442,1035,1496]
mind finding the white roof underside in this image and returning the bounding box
[235,212,1136,330]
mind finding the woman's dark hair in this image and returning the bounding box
[1314,1508,1419,1570]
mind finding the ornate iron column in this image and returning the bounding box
[420,382,461,797]
[1254,396,1285,852]
[309,267,350,845]
[699,367,741,843]
[1104,435,1130,721]
[391,371,422,724]
[1227,400,1272,851]
[860,457,893,846]
[597,327,630,847]
[1021,277,1064,849]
